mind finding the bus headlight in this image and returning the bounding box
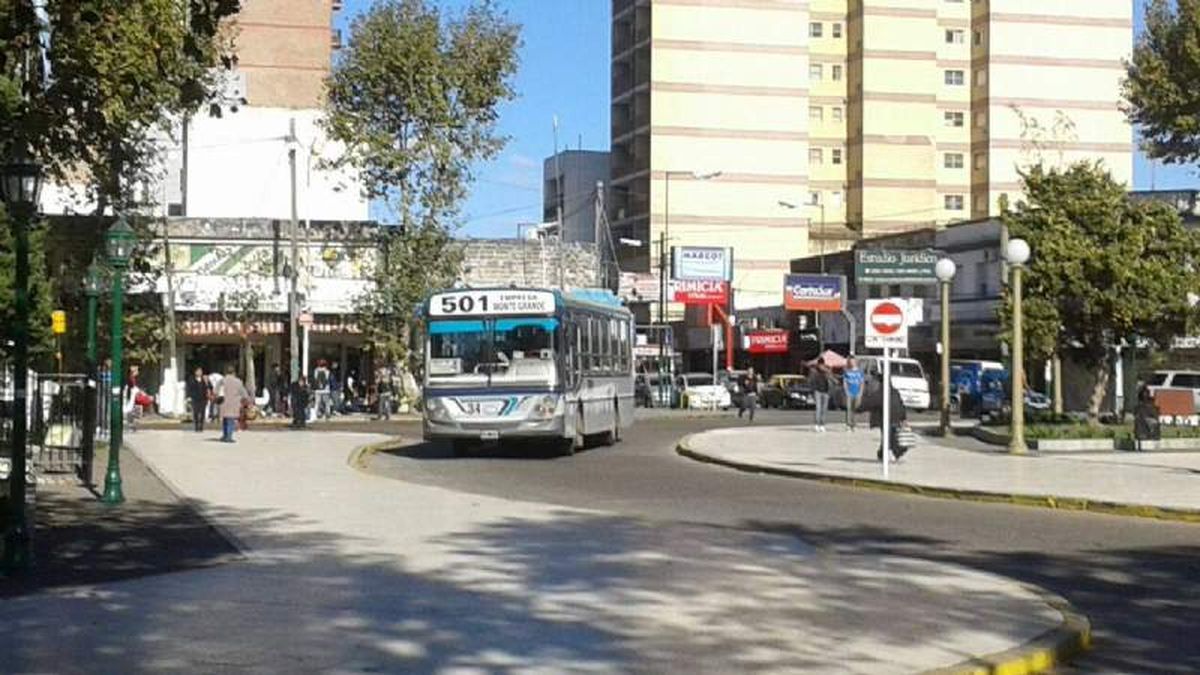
[531,395,559,419]
[425,397,451,422]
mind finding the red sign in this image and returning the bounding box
[870,301,905,335]
[671,279,728,305]
[745,330,789,354]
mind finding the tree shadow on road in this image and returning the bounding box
[739,519,1200,674]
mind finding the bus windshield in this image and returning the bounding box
[427,318,557,386]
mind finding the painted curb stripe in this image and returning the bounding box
[675,436,1200,524]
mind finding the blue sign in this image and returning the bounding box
[784,274,844,311]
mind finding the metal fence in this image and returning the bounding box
[1,366,98,485]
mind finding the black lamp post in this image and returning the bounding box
[102,216,135,505]
[0,150,43,574]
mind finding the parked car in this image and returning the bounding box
[977,369,1052,419]
[854,355,932,411]
[762,374,814,409]
[1146,370,1200,411]
[676,372,732,410]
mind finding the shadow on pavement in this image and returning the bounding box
[0,493,1054,671]
[738,520,1200,674]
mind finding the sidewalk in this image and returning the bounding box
[0,430,1084,673]
[679,425,1200,520]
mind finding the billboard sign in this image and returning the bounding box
[865,298,909,349]
[672,246,732,281]
[855,249,939,285]
[784,274,844,311]
[744,330,789,354]
[671,279,729,305]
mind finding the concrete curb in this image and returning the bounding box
[125,443,252,559]
[925,591,1091,675]
[676,434,1200,524]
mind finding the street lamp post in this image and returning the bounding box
[1005,238,1031,454]
[103,216,136,505]
[82,260,102,487]
[935,257,957,437]
[0,150,43,574]
[659,170,721,406]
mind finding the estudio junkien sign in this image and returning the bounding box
[855,249,939,285]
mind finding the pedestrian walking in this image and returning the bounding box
[269,363,289,417]
[313,360,331,419]
[185,367,211,432]
[864,373,909,462]
[290,376,311,429]
[218,365,250,443]
[1133,385,1161,452]
[329,361,343,415]
[843,357,865,430]
[738,367,760,422]
[809,357,831,432]
[375,368,394,421]
[207,369,224,421]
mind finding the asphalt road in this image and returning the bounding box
[359,411,1199,673]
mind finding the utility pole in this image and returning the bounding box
[594,180,604,287]
[553,116,564,289]
[162,218,178,413]
[287,118,300,384]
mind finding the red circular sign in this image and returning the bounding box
[870,302,904,335]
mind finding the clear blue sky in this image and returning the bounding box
[338,0,1193,236]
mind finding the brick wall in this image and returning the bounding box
[460,239,601,290]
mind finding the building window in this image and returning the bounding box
[975,111,987,128]
[808,190,821,205]
[973,30,983,46]
[831,190,843,205]
[831,64,843,81]
[944,153,964,169]
[974,152,986,169]
[944,111,964,127]
[831,106,844,122]
[809,22,823,38]
[944,194,965,211]
[832,22,843,38]
[831,148,843,165]
[945,29,964,44]
[944,70,964,86]
[975,69,987,86]
[809,148,824,165]
[809,105,823,121]
[809,64,823,81]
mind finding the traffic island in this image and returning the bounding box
[677,426,1200,523]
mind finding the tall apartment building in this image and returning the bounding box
[611,0,1131,311]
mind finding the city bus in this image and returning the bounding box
[421,287,635,455]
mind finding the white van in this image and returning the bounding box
[855,355,931,411]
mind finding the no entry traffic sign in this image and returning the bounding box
[865,298,909,349]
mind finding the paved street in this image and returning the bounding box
[0,425,1069,673]
[364,414,1200,673]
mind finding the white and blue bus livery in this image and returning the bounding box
[422,287,635,455]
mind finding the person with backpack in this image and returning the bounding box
[864,373,912,462]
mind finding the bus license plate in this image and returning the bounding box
[480,430,499,441]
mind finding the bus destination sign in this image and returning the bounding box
[430,290,557,317]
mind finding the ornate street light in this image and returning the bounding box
[1005,238,1031,454]
[103,216,135,504]
[81,259,103,486]
[935,257,957,437]
[0,149,43,574]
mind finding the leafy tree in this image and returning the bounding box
[0,209,52,361]
[0,0,239,208]
[323,0,519,372]
[1123,0,1200,165]
[1001,162,1200,421]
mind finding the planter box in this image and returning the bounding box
[1117,438,1200,452]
